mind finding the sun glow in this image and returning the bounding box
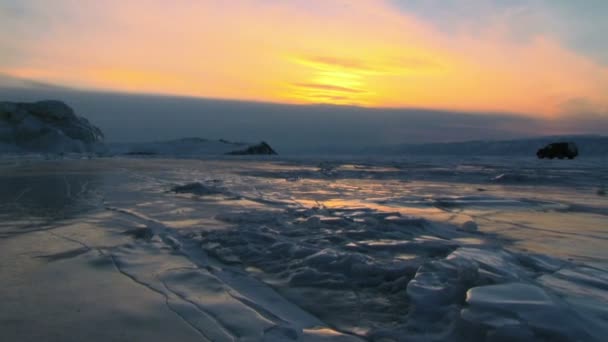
[286,57,371,105]
[1,0,607,116]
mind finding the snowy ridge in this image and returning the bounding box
[106,138,278,157]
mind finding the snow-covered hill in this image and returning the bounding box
[107,138,278,157]
[0,100,104,153]
[0,99,279,157]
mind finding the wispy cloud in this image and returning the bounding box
[0,0,606,117]
[291,83,365,94]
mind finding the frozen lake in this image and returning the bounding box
[0,155,607,341]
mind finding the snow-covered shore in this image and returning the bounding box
[0,156,606,341]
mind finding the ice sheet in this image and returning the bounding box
[0,155,606,341]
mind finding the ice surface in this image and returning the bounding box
[0,156,606,341]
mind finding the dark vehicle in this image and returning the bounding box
[537,142,578,159]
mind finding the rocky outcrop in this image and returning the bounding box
[226,141,277,155]
[0,100,104,153]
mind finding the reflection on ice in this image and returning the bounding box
[0,162,102,237]
[0,156,606,341]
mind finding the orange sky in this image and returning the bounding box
[2,0,607,117]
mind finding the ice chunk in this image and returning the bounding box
[466,283,553,309]
[460,221,478,232]
[449,248,529,282]
[171,182,225,196]
[163,235,182,250]
[407,254,479,308]
[492,173,528,183]
[463,283,593,340]
[515,253,564,273]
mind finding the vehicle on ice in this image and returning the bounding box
[537,142,578,159]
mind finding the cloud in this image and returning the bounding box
[295,55,440,75]
[559,97,607,116]
[389,0,608,65]
[0,72,71,90]
[291,83,365,94]
[0,0,606,117]
[301,56,374,73]
[2,76,606,152]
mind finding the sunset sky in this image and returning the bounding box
[1,0,607,118]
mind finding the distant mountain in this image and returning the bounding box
[0,95,278,157]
